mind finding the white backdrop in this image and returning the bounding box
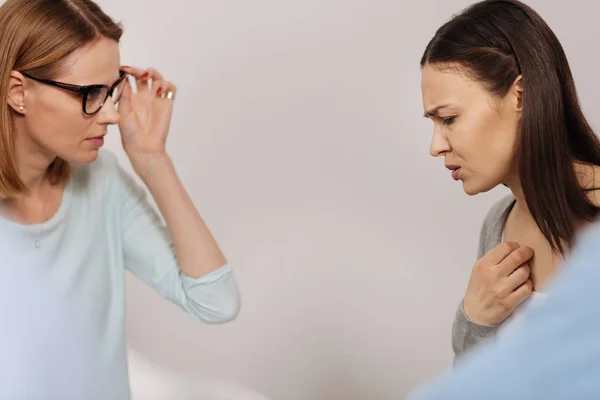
[90,1,600,398]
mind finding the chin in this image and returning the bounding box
[63,149,101,165]
[462,179,494,196]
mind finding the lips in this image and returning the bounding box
[445,165,461,181]
[451,168,461,180]
[87,136,105,148]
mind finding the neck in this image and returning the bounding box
[506,162,600,214]
[505,172,529,214]
[12,123,55,198]
[19,159,53,196]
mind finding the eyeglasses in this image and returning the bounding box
[21,71,128,116]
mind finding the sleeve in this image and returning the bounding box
[451,199,510,358]
[114,156,240,324]
[408,221,600,400]
[451,302,498,358]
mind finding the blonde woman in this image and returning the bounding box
[0,0,240,397]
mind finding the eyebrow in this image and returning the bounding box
[423,104,451,118]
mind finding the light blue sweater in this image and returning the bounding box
[0,150,240,399]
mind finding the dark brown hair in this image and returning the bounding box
[0,0,123,198]
[421,0,600,254]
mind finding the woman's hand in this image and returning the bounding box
[118,66,177,177]
[462,241,534,325]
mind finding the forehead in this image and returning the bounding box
[57,37,121,85]
[421,64,488,110]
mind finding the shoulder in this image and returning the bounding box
[481,194,515,231]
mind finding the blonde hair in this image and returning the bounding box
[0,0,123,198]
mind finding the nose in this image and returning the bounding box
[96,97,120,125]
[429,125,452,157]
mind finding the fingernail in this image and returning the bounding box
[142,72,149,79]
[157,87,163,95]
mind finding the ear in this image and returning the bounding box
[7,71,26,114]
[513,75,523,111]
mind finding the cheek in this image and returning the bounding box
[486,118,519,169]
[29,96,92,142]
[459,112,515,158]
[447,117,489,159]
[469,126,517,186]
[450,117,516,188]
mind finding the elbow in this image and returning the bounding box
[209,292,241,324]
[181,264,241,324]
[188,289,241,324]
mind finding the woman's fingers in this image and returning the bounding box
[120,66,165,94]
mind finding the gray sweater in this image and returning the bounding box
[452,195,517,358]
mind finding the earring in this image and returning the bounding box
[19,106,24,111]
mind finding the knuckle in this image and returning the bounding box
[514,249,529,264]
[484,270,497,283]
[506,251,521,266]
[477,264,493,279]
[489,284,503,299]
[498,298,512,313]
[499,242,513,253]
[518,247,530,259]
[519,246,533,258]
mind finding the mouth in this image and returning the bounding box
[445,165,461,181]
[86,135,105,148]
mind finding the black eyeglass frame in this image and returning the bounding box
[21,70,128,116]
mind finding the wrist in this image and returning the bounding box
[462,299,497,327]
[128,152,173,182]
[462,298,481,323]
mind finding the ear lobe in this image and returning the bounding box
[7,71,26,114]
[514,75,524,111]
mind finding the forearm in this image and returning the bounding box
[135,154,227,279]
[452,301,499,359]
